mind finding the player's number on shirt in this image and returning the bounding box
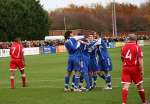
[125,49,132,60]
[12,46,21,58]
[12,47,16,54]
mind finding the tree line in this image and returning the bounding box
[0,0,50,41]
[0,0,150,41]
[49,1,150,34]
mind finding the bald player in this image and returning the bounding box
[121,34,147,104]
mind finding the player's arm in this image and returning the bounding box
[22,53,25,66]
[66,40,79,50]
[78,40,88,45]
[138,46,144,76]
[139,57,144,76]
[10,48,12,55]
[21,46,25,66]
[121,47,124,62]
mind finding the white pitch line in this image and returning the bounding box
[1,85,150,89]
[0,77,150,84]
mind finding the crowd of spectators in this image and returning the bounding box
[0,40,64,49]
[103,35,150,43]
[0,35,149,49]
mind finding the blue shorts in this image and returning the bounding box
[98,57,112,71]
[89,58,99,72]
[80,55,90,73]
[67,55,80,71]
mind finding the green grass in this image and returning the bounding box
[0,46,150,104]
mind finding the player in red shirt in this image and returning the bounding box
[121,34,147,104]
[9,37,26,89]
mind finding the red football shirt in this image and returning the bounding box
[121,41,143,67]
[10,42,24,59]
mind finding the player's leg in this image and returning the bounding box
[83,71,91,91]
[19,69,26,87]
[104,57,112,89]
[71,74,75,89]
[17,59,26,87]
[92,59,98,88]
[122,83,130,104]
[136,83,147,104]
[121,67,131,104]
[133,67,147,104]
[97,61,106,81]
[92,58,99,88]
[9,60,16,89]
[64,71,72,91]
[88,71,93,88]
[73,57,82,92]
[83,59,90,91]
[10,69,15,89]
[64,57,73,91]
[104,71,112,89]
[79,70,91,92]
[83,57,91,92]
[79,62,90,90]
[79,72,84,89]
[89,59,98,88]
[88,59,94,88]
[74,70,80,91]
[92,71,97,88]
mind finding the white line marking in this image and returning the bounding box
[0,85,150,89]
[0,77,150,84]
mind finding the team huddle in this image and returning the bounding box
[64,31,148,104]
[64,31,112,92]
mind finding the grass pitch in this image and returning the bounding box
[0,46,149,104]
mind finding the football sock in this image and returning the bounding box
[79,73,84,88]
[105,74,112,87]
[100,74,105,80]
[79,73,84,84]
[64,76,70,89]
[138,89,146,103]
[84,72,90,89]
[74,75,80,89]
[21,74,26,87]
[89,74,92,87]
[10,76,14,89]
[93,75,97,83]
[122,88,128,104]
[72,75,75,87]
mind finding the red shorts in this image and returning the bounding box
[10,59,24,70]
[121,66,143,85]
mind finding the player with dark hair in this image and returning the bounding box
[64,31,81,92]
[9,37,26,89]
[121,34,147,104]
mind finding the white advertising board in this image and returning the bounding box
[0,47,40,57]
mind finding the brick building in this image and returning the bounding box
[49,29,95,36]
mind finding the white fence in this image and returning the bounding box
[0,49,10,57]
[0,47,40,58]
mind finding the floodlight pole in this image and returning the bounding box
[112,0,117,37]
[64,16,67,32]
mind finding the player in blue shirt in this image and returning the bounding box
[64,31,81,92]
[78,38,91,92]
[95,34,113,90]
[88,34,99,88]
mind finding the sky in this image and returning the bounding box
[39,0,148,11]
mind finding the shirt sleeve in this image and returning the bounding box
[65,39,79,51]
